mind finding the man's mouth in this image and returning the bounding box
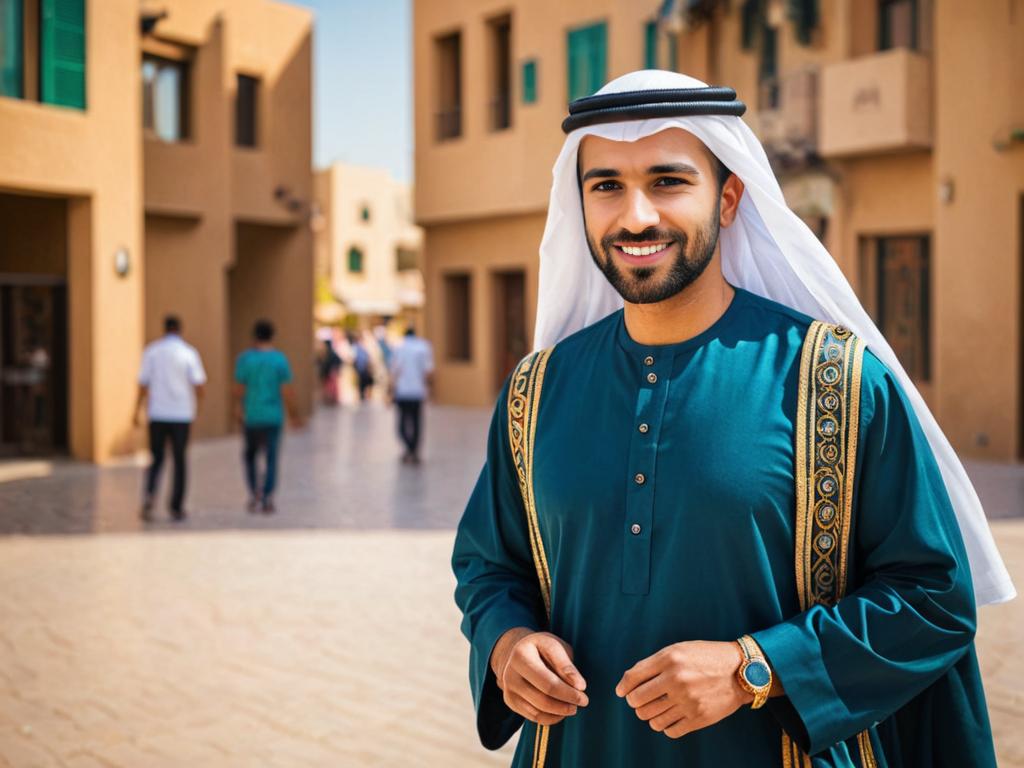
[612,241,674,265]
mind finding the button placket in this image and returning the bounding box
[622,349,672,596]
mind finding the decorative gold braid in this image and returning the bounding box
[506,349,554,768]
[786,323,876,767]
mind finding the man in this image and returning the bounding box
[389,326,434,464]
[452,71,1013,767]
[233,319,299,513]
[134,315,206,521]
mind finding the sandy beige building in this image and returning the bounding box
[0,0,314,462]
[414,0,1024,460]
[314,163,424,331]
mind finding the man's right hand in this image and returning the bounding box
[491,628,589,726]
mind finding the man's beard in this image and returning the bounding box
[586,203,721,305]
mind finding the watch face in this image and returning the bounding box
[743,660,771,689]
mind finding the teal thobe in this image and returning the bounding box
[452,288,996,767]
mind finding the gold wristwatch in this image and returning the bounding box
[736,635,772,709]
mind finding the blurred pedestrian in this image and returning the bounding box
[389,326,434,464]
[233,319,300,514]
[351,333,374,402]
[318,337,343,405]
[133,315,207,521]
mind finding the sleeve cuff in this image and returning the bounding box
[752,617,851,755]
[470,607,542,750]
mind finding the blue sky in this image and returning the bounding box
[285,0,413,181]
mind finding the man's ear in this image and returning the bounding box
[719,174,745,228]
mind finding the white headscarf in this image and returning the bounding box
[535,69,1014,607]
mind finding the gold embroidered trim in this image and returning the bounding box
[507,349,554,768]
[788,322,877,767]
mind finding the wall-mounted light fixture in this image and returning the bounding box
[114,246,131,278]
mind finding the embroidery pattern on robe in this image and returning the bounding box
[786,321,877,768]
[508,348,554,768]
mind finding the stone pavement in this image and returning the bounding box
[0,403,1022,766]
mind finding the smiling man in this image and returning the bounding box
[452,71,1011,768]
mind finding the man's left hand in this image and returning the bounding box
[615,640,752,739]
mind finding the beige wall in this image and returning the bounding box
[416,0,1024,460]
[424,212,543,406]
[0,0,141,461]
[143,0,314,439]
[0,0,312,462]
[316,164,424,320]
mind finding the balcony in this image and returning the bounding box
[755,67,819,168]
[819,48,932,158]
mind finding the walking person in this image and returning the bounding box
[133,315,207,522]
[233,319,300,514]
[318,338,343,406]
[351,333,375,402]
[389,326,434,464]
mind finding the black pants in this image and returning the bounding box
[396,399,422,455]
[146,421,191,512]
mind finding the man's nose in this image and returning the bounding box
[620,190,660,233]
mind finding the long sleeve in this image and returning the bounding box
[752,350,979,756]
[452,380,547,749]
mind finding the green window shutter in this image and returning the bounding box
[666,32,678,70]
[40,0,86,109]
[348,246,364,274]
[567,21,606,102]
[521,59,537,104]
[1,0,23,98]
[644,21,657,69]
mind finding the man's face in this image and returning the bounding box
[579,128,726,305]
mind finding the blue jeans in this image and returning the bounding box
[243,424,281,498]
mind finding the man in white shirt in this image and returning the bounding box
[133,315,207,520]
[388,326,434,465]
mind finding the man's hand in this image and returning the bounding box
[616,640,751,739]
[491,629,589,726]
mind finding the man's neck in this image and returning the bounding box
[622,264,735,346]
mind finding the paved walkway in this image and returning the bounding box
[0,403,1022,766]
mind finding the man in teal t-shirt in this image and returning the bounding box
[233,319,299,513]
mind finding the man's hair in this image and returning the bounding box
[164,315,181,333]
[706,148,734,192]
[253,319,275,341]
[405,326,416,337]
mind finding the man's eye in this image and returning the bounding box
[592,181,620,192]
[655,177,688,187]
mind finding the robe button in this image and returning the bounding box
[634,473,646,485]
[646,372,658,384]
[630,523,642,535]
[638,423,649,434]
[644,356,654,366]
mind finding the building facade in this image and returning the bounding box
[0,0,314,462]
[414,0,1024,460]
[314,163,424,332]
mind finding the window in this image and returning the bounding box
[347,246,364,274]
[396,248,418,272]
[644,21,657,69]
[488,14,511,131]
[142,54,189,141]
[878,0,916,50]
[1,0,24,98]
[444,273,472,361]
[521,59,537,104]
[235,73,259,147]
[567,21,606,102]
[40,0,85,109]
[435,31,462,140]
[360,205,371,222]
[758,24,779,109]
[860,235,930,381]
[666,32,678,71]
